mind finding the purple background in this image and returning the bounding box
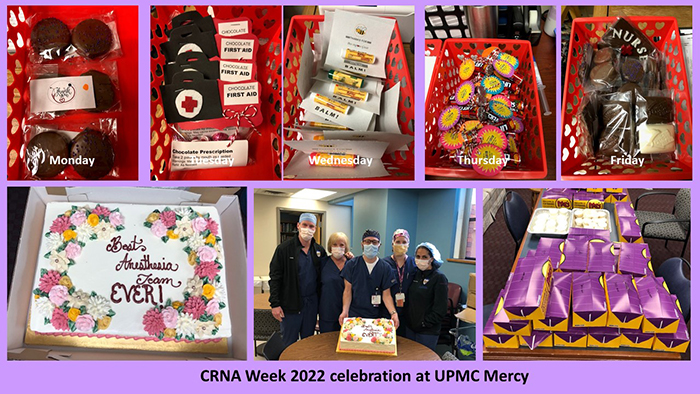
[1,1,698,393]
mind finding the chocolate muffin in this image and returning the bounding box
[646,96,674,124]
[25,131,70,178]
[589,63,618,89]
[70,128,115,179]
[81,70,116,112]
[621,57,644,83]
[71,19,113,58]
[30,18,71,60]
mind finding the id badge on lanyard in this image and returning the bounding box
[371,287,381,307]
[395,292,405,307]
[396,263,405,307]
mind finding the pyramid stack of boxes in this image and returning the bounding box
[484,188,689,353]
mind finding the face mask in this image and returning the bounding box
[299,228,315,241]
[331,247,345,259]
[416,258,431,271]
[363,243,379,259]
[393,244,408,256]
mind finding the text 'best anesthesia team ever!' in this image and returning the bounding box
[268,214,449,351]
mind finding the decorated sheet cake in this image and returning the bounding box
[28,202,232,352]
[336,317,397,356]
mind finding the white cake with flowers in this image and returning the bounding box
[336,317,397,356]
[28,202,231,350]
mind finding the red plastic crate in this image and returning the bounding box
[150,6,282,180]
[425,39,443,90]
[425,39,547,179]
[7,6,139,180]
[562,16,692,180]
[283,15,415,180]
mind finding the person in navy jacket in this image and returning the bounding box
[382,229,416,337]
[318,232,352,333]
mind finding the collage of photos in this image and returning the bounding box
[2,3,696,394]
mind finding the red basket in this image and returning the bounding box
[7,6,139,180]
[425,39,443,90]
[562,16,692,180]
[425,39,547,179]
[282,15,415,180]
[150,6,282,180]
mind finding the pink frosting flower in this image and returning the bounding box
[48,285,69,306]
[109,211,124,227]
[64,242,82,259]
[192,216,208,233]
[160,210,177,228]
[183,297,206,319]
[92,205,111,217]
[206,299,220,315]
[151,220,168,238]
[51,308,69,331]
[39,270,61,293]
[197,245,217,262]
[161,306,179,329]
[70,210,87,226]
[75,314,95,332]
[195,260,220,281]
[207,218,219,236]
[50,216,71,233]
[143,309,165,336]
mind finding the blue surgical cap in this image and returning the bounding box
[416,242,443,268]
[298,213,317,225]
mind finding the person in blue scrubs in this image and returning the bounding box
[339,229,399,328]
[382,229,416,337]
[404,242,448,352]
[318,232,351,333]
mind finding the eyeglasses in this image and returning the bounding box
[362,240,380,246]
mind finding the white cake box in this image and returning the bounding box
[7,187,247,360]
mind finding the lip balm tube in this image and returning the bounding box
[308,121,350,130]
[313,93,350,115]
[328,69,365,88]
[333,83,369,102]
[343,48,375,64]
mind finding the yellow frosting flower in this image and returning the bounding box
[59,276,73,288]
[34,294,40,299]
[68,308,81,322]
[188,251,197,266]
[63,229,77,242]
[164,328,177,338]
[202,284,215,300]
[146,212,160,223]
[64,210,73,217]
[166,230,179,239]
[214,313,222,326]
[87,213,100,227]
[172,301,183,309]
[205,234,217,245]
[97,316,112,330]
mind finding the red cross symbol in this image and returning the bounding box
[181,96,199,113]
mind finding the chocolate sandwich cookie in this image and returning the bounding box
[71,19,113,58]
[593,48,615,65]
[30,18,71,60]
[621,57,644,83]
[589,63,618,89]
[25,131,70,178]
[646,97,674,124]
[70,129,115,179]
[81,70,116,112]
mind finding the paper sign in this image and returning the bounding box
[219,36,256,60]
[222,81,260,106]
[216,18,251,37]
[30,76,96,113]
[219,60,255,82]
[171,140,248,170]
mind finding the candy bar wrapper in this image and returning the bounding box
[653,312,689,353]
[567,227,611,242]
[519,331,553,350]
[170,140,248,171]
[160,71,222,124]
[573,191,606,209]
[484,290,520,349]
[161,24,218,62]
[214,17,252,37]
[164,52,220,83]
[324,10,395,79]
[587,327,622,348]
[617,242,652,277]
[218,81,263,127]
[615,201,636,219]
[314,71,385,94]
[215,33,258,62]
[169,10,215,35]
[300,95,374,131]
[322,130,414,154]
[572,272,608,327]
[617,216,643,243]
[492,281,532,336]
[587,242,617,273]
[604,273,643,329]
[553,326,588,348]
[636,276,681,334]
[534,238,565,271]
[541,188,574,209]
[284,139,389,179]
[534,272,572,332]
[503,256,553,320]
[310,80,382,114]
[559,239,589,272]
[620,328,655,349]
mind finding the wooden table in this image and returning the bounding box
[280,332,440,361]
[484,189,682,360]
[254,293,271,310]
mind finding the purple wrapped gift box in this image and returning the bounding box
[620,328,655,347]
[504,256,553,320]
[572,272,608,326]
[538,272,572,329]
[534,238,565,270]
[568,227,611,242]
[541,189,574,209]
[615,201,636,218]
[574,191,605,209]
[553,325,588,346]
[520,330,552,350]
[493,279,531,334]
[636,276,681,333]
[618,216,643,243]
[588,242,617,273]
[605,273,643,328]
[588,327,621,346]
[484,290,518,346]
[617,243,652,277]
[559,239,589,272]
[655,314,690,350]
